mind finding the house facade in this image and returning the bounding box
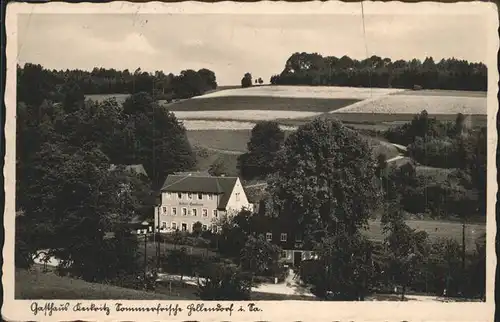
[250,204,316,268]
[154,172,253,234]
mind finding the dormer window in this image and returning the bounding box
[177,193,182,199]
[198,193,203,200]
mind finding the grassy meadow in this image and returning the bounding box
[363,220,485,253]
[15,268,184,300]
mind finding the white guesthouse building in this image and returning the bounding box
[154,172,254,233]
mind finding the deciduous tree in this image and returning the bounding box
[237,121,285,180]
[266,118,381,242]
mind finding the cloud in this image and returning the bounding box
[17,13,489,85]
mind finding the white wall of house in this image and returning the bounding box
[154,191,221,233]
[154,177,253,234]
[225,178,254,213]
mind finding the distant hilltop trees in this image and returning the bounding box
[17,63,218,107]
[270,52,487,91]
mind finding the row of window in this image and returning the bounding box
[165,192,215,201]
[164,192,241,202]
[161,206,219,218]
[158,221,219,233]
[266,232,288,242]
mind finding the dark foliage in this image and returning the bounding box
[384,110,455,147]
[301,232,376,300]
[237,121,285,180]
[17,63,217,101]
[266,118,382,243]
[241,72,253,88]
[15,67,196,286]
[197,263,253,300]
[270,53,486,91]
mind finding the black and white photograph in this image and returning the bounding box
[3,1,497,321]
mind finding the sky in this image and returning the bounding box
[17,13,490,85]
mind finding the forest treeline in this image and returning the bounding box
[270,53,487,91]
[17,63,218,108]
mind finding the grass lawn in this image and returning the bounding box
[15,268,185,300]
[169,96,360,112]
[187,130,253,153]
[363,219,485,253]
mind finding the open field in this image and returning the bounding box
[364,220,485,253]
[187,129,400,159]
[191,85,405,100]
[182,120,297,131]
[171,96,359,113]
[174,109,322,121]
[276,112,488,131]
[332,94,487,115]
[187,129,254,153]
[15,268,183,300]
[395,89,487,97]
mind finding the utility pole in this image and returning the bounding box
[144,229,148,282]
[156,205,161,270]
[462,221,466,269]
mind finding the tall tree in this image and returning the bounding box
[308,232,375,300]
[240,234,282,276]
[381,204,430,300]
[122,92,196,188]
[266,118,382,244]
[237,121,285,180]
[208,157,227,176]
[241,73,253,88]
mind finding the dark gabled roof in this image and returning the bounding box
[160,174,238,209]
[174,171,211,177]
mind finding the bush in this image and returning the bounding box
[384,110,454,146]
[160,249,213,278]
[15,239,33,269]
[197,263,252,300]
[408,137,459,168]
